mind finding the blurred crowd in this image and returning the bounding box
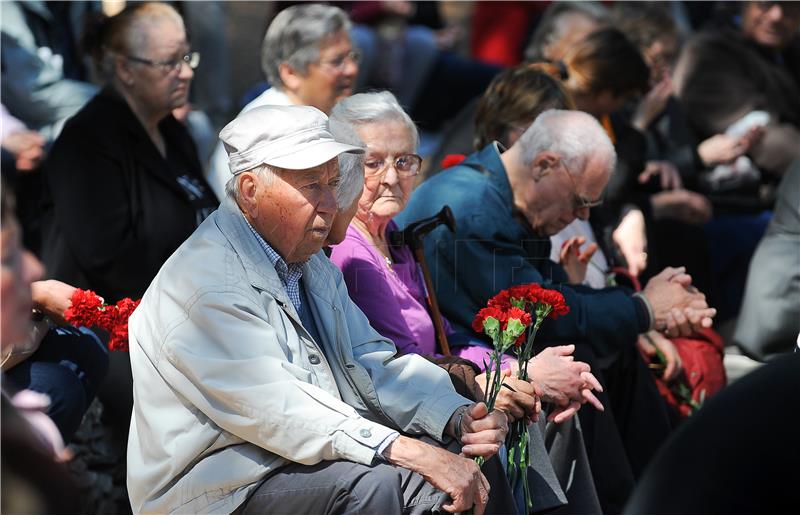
[1,1,798,514]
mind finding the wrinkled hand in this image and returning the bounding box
[697,127,764,166]
[30,279,78,325]
[638,160,682,190]
[632,75,672,131]
[527,345,604,423]
[642,267,716,336]
[559,236,598,285]
[650,189,713,225]
[459,402,508,458]
[477,369,541,424]
[637,330,682,382]
[383,436,490,514]
[613,208,648,277]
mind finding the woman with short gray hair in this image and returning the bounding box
[206,3,359,200]
[330,91,518,370]
[261,4,352,89]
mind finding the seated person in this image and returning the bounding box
[207,4,359,198]
[397,110,716,508]
[1,185,108,444]
[673,0,800,177]
[127,105,512,514]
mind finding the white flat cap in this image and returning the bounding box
[220,105,364,174]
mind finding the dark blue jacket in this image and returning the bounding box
[396,144,649,357]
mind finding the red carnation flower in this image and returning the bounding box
[64,289,140,352]
[538,288,570,318]
[472,306,506,333]
[488,290,513,310]
[506,306,532,327]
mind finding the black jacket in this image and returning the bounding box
[41,87,218,302]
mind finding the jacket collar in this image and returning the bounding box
[462,142,514,206]
[214,197,337,325]
[215,197,296,311]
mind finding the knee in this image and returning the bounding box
[28,362,87,440]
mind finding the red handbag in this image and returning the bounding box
[655,328,727,418]
[611,267,727,418]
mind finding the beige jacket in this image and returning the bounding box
[127,198,469,514]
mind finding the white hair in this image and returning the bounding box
[261,4,351,88]
[330,91,419,149]
[329,119,366,209]
[224,164,276,201]
[516,109,616,175]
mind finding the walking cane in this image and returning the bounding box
[390,206,456,356]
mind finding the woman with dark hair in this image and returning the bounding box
[473,63,574,150]
[40,1,217,432]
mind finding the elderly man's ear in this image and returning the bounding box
[531,151,561,182]
[237,173,261,217]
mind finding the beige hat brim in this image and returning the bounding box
[262,140,363,171]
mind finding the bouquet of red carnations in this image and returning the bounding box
[64,289,140,351]
[472,283,569,511]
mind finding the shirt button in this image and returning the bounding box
[359,428,372,438]
[308,355,321,365]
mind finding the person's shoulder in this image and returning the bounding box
[57,90,127,141]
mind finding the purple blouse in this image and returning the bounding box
[329,221,450,356]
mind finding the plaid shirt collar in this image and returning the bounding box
[242,214,305,314]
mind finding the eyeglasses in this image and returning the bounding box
[317,50,361,72]
[364,153,422,178]
[560,158,603,211]
[126,51,201,73]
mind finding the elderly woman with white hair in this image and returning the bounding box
[328,91,601,387]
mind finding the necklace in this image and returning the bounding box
[383,254,393,267]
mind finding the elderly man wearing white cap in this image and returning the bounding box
[126,105,511,515]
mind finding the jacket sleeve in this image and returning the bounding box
[441,211,648,358]
[326,261,472,441]
[156,289,399,467]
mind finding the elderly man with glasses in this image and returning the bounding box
[206,4,360,199]
[398,109,718,511]
[127,105,515,515]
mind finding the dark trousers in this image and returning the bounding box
[573,342,673,515]
[234,436,517,515]
[5,325,109,441]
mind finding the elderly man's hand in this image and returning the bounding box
[476,369,541,424]
[383,436,490,514]
[642,267,716,336]
[526,345,605,423]
[528,345,586,405]
[458,402,508,458]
